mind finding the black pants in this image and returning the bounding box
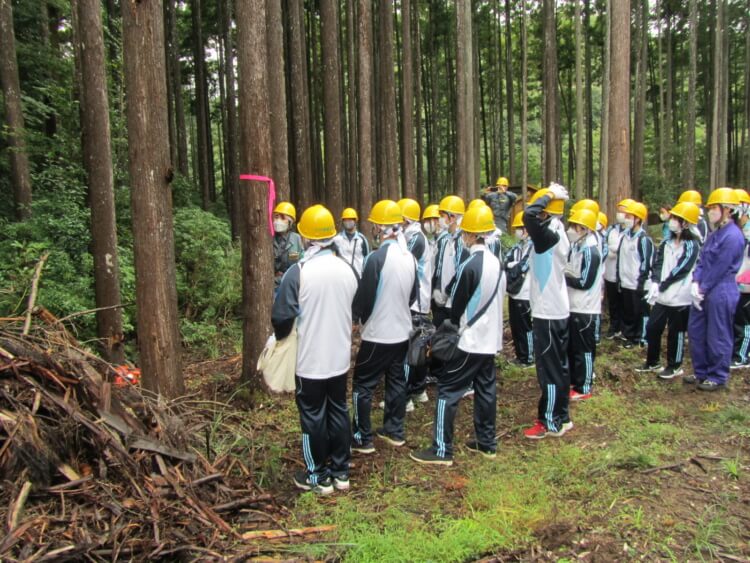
[430,351,496,459]
[621,287,649,344]
[407,313,432,396]
[533,317,570,431]
[429,302,451,381]
[733,293,750,364]
[646,303,689,368]
[352,340,409,445]
[567,312,597,394]
[508,297,533,363]
[605,280,623,334]
[295,373,350,484]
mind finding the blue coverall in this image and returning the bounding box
[688,221,745,384]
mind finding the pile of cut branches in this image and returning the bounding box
[0,313,286,561]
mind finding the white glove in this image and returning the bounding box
[646,283,659,306]
[691,282,704,311]
[548,182,569,201]
[432,288,447,307]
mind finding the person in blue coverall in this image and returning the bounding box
[686,188,746,391]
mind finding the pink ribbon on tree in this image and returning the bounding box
[239,174,276,236]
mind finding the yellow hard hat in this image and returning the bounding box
[467,198,488,211]
[438,195,466,215]
[341,207,358,220]
[569,208,598,231]
[706,187,740,207]
[677,189,703,206]
[461,204,496,234]
[624,201,648,222]
[397,198,421,222]
[511,211,525,229]
[529,188,565,215]
[368,199,403,225]
[734,189,750,205]
[297,204,336,240]
[496,176,510,187]
[598,211,608,229]
[422,204,440,220]
[669,201,700,225]
[273,201,297,221]
[617,198,635,210]
[571,199,600,215]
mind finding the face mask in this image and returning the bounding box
[623,218,635,230]
[616,212,626,225]
[708,208,723,225]
[567,227,581,243]
[424,221,436,234]
[668,219,681,233]
[273,219,289,233]
[514,229,525,240]
[456,215,463,227]
[438,216,449,231]
[343,219,356,231]
[659,212,669,222]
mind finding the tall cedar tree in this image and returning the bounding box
[122,0,183,397]
[401,0,416,201]
[542,0,559,184]
[222,0,240,237]
[357,0,375,225]
[192,0,213,208]
[266,0,291,202]
[378,0,400,200]
[455,0,474,199]
[74,0,124,363]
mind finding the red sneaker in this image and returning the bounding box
[569,390,592,401]
[523,420,548,440]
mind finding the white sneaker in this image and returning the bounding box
[413,391,429,403]
[378,400,385,409]
[549,421,574,438]
[462,388,475,399]
[406,399,415,413]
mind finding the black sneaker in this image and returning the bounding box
[635,363,662,373]
[409,448,453,466]
[293,470,334,495]
[696,380,726,392]
[605,330,617,340]
[508,358,534,369]
[730,361,749,370]
[622,341,635,349]
[332,475,350,491]
[615,332,628,342]
[657,366,684,380]
[351,441,376,454]
[465,440,497,459]
[375,429,405,447]
[682,374,699,385]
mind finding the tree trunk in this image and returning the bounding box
[400,0,415,200]
[683,0,697,188]
[223,0,240,238]
[0,0,32,220]
[320,0,345,217]
[455,0,475,200]
[236,0,275,391]
[743,0,750,189]
[287,0,314,208]
[584,0,593,196]
[521,0,528,202]
[345,0,358,209]
[122,0,183,397]
[574,0,585,200]
[192,0,211,208]
[599,0,611,207]
[632,0,647,200]
[413,3,423,205]
[378,0,399,200]
[266,0,291,203]
[542,0,559,185]
[167,1,188,178]
[309,10,324,201]
[504,0,515,184]
[607,0,631,217]
[164,1,177,170]
[75,0,124,364]
[357,0,374,225]
[710,0,727,188]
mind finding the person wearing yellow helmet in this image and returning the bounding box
[273,201,304,287]
[504,211,534,367]
[334,207,370,277]
[563,208,603,401]
[350,199,419,452]
[271,204,359,495]
[482,176,517,233]
[411,204,502,466]
[686,188,746,391]
[522,182,574,439]
[433,195,469,327]
[634,202,701,379]
[421,203,441,238]
[603,200,633,339]
[731,189,750,369]
[658,204,673,242]
[617,200,655,349]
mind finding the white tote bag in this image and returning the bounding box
[257,323,297,393]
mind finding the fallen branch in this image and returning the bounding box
[640,461,685,474]
[6,481,32,532]
[241,525,337,541]
[22,253,49,336]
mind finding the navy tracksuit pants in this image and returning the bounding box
[605,280,623,334]
[621,287,650,344]
[430,351,496,459]
[533,317,571,431]
[645,303,689,369]
[508,297,533,364]
[567,312,597,395]
[733,293,750,364]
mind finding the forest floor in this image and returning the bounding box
[186,334,750,562]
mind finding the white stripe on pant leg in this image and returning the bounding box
[740,325,750,362]
[584,353,592,394]
[527,332,534,362]
[676,332,684,364]
[436,399,446,457]
[352,392,362,444]
[302,434,316,484]
[545,384,556,431]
